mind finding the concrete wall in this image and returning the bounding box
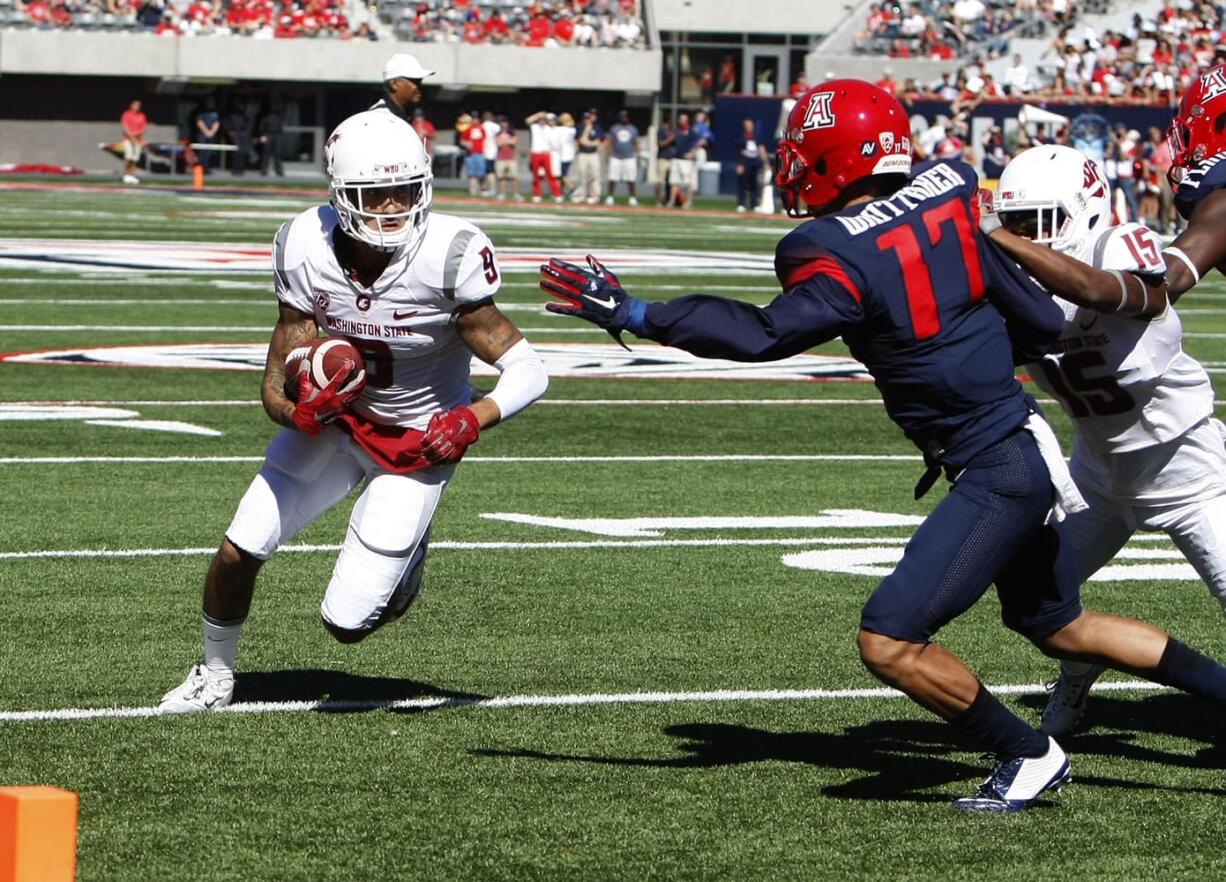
[0,120,179,171]
[651,0,848,35]
[0,30,662,91]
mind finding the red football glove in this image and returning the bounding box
[291,358,357,436]
[421,406,480,464]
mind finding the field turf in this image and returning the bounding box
[2,181,1226,881]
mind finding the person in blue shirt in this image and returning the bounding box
[541,79,1226,813]
[669,113,702,209]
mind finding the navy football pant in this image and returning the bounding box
[860,430,1083,644]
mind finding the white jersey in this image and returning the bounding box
[1029,222,1214,457]
[273,205,500,429]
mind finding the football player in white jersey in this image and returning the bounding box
[160,110,548,714]
[983,144,1226,735]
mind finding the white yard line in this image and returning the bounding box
[0,398,890,407]
[0,679,1168,723]
[0,453,923,465]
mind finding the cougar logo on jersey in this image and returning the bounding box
[355,294,372,312]
[1201,67,1226,102]
[879,132,895,153]
[801,92,835,131]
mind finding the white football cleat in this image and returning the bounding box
[159,663,235,715]
[1040,663,1105,737]
[953,737,1071,813]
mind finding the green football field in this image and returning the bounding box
[2,181,1226,881]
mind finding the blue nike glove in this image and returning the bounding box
[540,254,646,348]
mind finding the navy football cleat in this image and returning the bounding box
[953,737,1071,813]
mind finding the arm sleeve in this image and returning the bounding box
[637,275,864,362]
[449,227,501,308]
[271,219,314,314]
[484,338,549,422]
[980,237,1065,365]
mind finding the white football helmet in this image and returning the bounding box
[324,111,432,255]
[994,145,1111,254]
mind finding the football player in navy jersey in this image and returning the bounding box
[1162,64,1226,300]
[541,80,1226,813]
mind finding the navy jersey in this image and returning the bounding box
[639,160,1064,467]
[1175,152,1226,220]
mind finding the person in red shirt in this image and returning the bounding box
[718,54,736,93]
[526,11,549,46]
[484,10,508,42]
[120,99,148,185]
[553,12,574,44]
[411,108,437,155]
[460,113,487,196]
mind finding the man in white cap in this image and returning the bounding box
[373,52,436,122]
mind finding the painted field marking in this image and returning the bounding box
[0,454,922,466]
[482,509,925,537]
[0,398,890,408]
[0,680,1170,724]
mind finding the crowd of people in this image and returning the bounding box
[385,0,644,47]
[443,105,716,208]
[859,3,1226,107]
[9,0,644,44]
[854,0,1082,60]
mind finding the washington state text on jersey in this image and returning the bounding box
[323,316,420,339]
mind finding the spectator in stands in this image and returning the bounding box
[526,110,562,204]
[686,109,714,207]
[458,112,486,197]
[1004,53,1031,95]
[494,116,521,201]
[980,125,1008,180]
[699,66,715,105]
[375,53,434,123]
[1140,125,1176,234]
[224,103,250,176]
[119,99,146,186]
[257,100,285,177]
[573,109,604,205]
[876,66,898,96]
[556,112,578,197]
[789,72,810,98]
[605,110,640,206]
[410,107,436,156]
[718,54,737,94]
[194,98,221,171]
[481,110,501,197]
[1112,126,1139,223]
[670,112,700,209]
[734,117,767,214]
[655,113,676,206]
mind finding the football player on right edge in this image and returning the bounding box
[981,145,1226,737]
[1162,64,1226,302]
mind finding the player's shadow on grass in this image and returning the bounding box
[476,719,1001,804]
[1016,690,1226,773]
[475,713,1226,803]
[234,669,487,713]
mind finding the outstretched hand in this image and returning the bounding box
[540,254,642,348]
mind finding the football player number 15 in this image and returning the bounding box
[875,197,985,342]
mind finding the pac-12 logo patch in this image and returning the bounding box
[878,132,895,153]
[314,291,330,311]
[801,92,835,131]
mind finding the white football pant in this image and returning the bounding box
[226,426,452,631]
[1064,417,1226,612]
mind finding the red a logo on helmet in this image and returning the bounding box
[802,92,836,131]
[1201,68,1226,102]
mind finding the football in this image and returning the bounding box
[283,336,366,402]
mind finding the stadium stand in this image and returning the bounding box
[0,0,646,45]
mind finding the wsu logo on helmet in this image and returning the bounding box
[1081,159,1107,198]
[801,92,836,131]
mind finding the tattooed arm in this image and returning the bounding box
[455,300,547,429]
[260,302,319,428]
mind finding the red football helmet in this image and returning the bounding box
[1166,64,1226,186]
[775,79,912,217]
